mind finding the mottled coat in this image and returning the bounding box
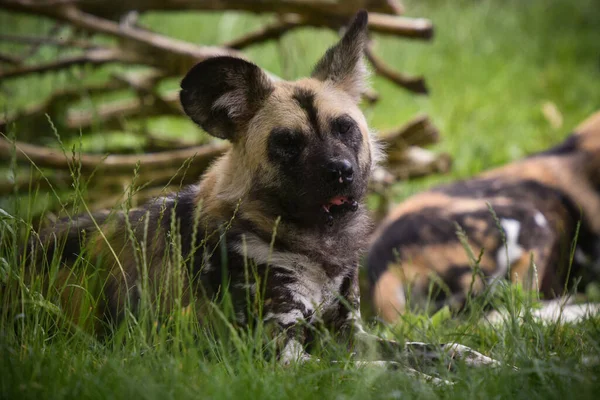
[32,11,380,362]
[368,111,600,322]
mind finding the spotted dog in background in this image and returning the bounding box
[367,111,600,323]
[27,11,499,372]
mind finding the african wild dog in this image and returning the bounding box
[28,11,497,369]
[367,110,600,323]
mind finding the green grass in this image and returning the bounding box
[2,0,600,399]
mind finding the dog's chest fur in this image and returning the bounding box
[187,206,363,328]
[236,235,348,319]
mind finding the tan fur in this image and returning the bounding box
[368,110,600,323]
[373,270,406,322]
[33,11,379,340]
[574,110,600,142]
[196,77,375,238]
[484,157,600,233]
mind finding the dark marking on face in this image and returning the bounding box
[330,114,363,154]
[267,128,307,165]
[293,88,321,138]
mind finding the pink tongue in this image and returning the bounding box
[329,196,348,206]
[322,196,349,212]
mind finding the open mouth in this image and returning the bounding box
[322,196,359,226]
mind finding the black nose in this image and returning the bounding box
[326,160,354,184]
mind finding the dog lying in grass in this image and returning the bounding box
[24,10,499,375]
[368,110,600,322]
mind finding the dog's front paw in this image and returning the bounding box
[440,343,503,368]
[404,341,509,370]
[279,339,315,366]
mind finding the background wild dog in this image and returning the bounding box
[367,110,600,323]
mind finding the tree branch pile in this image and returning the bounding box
[0,0,451,213]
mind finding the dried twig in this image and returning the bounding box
[66,91,180,130]
[0,172,72,195]
[379,114,440,151]
[20,21,63,60]
[385,0,405,15]
[0,33,96,49]
[223,14,304,50]
[0,52,22,65]
[0,48,142,80]
[3,1,433,40]
[0,137,228,174]
[0,70,165,133]
[2,3,242,75]
[365,44,428,94]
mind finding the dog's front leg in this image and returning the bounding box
[335,271,408,359]
[264,307,314,365]
[338,271,502,370]
[279,331,312,365]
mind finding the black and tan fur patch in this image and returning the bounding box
[27,10,382,363]
[367,111,600,322]
[24,12,511,372]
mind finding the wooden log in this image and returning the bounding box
[1,2,243,77]
[2,1,433,40]
[0,138,228,174]
[0,71,164,134]
[0,48,143,80]
[3,0,400,20]
[365,45,428,94]
[0,33,96,49]
[379,114,440,150]
[65,91,181,131]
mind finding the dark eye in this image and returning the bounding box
[267,128,306,162]
[333,116,356,135]
[332,115,362,152]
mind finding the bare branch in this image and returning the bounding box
[66,90,180,130]
[223,14,304,50]
[0,48,143,80]
[21,21,63,60]
[3,1,433,40]
[0,33,96,49]
[367,13,432,39]
[0,70,166,133]
[379,114,440,152]
[386,146,452,180]
[362,89,380,104]
[365,44,428,94]
[0,137,229,174]
[1,2,245,76]
[3,0,401,18]
[385,0,405,15]
[1,80,123,132]
[0,52,22,65]
[0,172,72,195]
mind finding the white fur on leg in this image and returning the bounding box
[279,339,312,366]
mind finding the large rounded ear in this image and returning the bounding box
[180,57,273,141]
[311,10,369,102]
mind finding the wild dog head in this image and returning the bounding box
[180,11,378,229]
